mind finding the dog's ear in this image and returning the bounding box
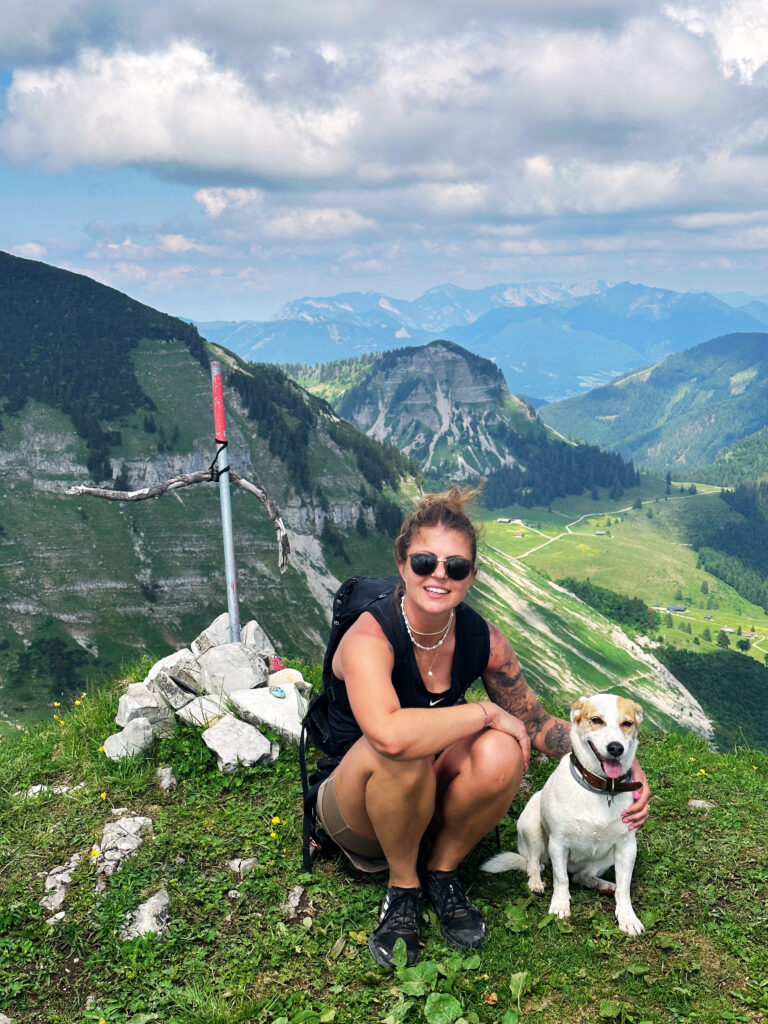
[618,697,643,729]
[571,697,588,724]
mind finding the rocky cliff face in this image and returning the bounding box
[334,340,541,481]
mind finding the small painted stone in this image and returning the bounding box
[269,686,286,699]
[270,655,287,672]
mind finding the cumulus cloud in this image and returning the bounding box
[1,42,356,176]
[11,241,47,258]
[3,1,768,313]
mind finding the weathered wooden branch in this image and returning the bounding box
[66,471,290,572]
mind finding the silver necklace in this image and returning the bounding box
[401,596,454,653]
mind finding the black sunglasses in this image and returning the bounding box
[408,552,474,581]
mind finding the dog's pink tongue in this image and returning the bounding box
[603,758,624,779]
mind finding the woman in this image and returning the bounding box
[316,487,650,968]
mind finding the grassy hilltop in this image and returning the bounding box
[1,670,766,1024]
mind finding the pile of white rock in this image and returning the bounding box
[102,613,311,772]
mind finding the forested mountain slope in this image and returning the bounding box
[0,252,413,724]
[539,332,768,471]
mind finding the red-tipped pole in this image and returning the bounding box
[211,361,241,642]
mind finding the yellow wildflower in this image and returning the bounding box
[74,699,82,706]
[271,815,280,825]
[270,831,277,839]
[281,819,287,825]
[689,757,696,762]
[697,768,707,776]
[90,847,100,857]
[100,792,107,800]
[98,745,105,753]
[80,692,86,699]
[53,702,61,708]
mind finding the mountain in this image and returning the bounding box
[287,340,640,506]
[0,251,414,723]
[538,331,768,472]
[698,426,768,486]
[195,281,767,403]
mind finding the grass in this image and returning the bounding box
[1,668,766,1024]
[482,487,768,663]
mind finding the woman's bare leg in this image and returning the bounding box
[332,736,436,888]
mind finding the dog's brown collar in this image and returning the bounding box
[570,752,642,797]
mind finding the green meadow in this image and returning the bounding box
[482,484,768,663]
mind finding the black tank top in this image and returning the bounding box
[326,591,491,755]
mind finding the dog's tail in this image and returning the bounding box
[480,851,528,874]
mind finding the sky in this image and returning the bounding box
[1,0,768,321]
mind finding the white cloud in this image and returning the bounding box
[263,207,376,239]
[156,233,218,254]
[194,188,265,217]
[11,241,47,258]
[1,42,357,176]
[665,0,768,81]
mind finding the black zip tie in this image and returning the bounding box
[209,437,230,481]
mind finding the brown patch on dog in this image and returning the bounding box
[571,696,603,732]
[617,696,643,734]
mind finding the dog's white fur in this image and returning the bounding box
[482,693,645,936]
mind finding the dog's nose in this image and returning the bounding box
[606,741,624,758]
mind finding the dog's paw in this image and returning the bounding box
[549,895,571,919]
[617,911,645,936]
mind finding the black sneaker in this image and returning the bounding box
[425,870,487,949]
[368,886,422,968]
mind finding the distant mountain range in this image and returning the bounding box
[195,281,768,403]
[539,332,768,473]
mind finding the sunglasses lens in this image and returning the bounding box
[445,557,472,580]
[408,554,473,580]
[409,553,438,576]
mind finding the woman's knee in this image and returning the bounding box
[468,729,525,794]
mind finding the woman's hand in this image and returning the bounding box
[623,759,651,830]
[480,701,531,770]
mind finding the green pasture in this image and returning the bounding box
[483,489,768,662]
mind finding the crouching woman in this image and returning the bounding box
[316,486,650,967]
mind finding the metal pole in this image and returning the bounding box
[211,361,241,642]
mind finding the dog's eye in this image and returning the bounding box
[622,721,634,728]
[589,716,604,725]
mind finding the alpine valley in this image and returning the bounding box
[3,250,767,750]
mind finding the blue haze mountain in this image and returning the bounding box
[195,282,767,403]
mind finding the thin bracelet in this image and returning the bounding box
[478,702,489,729]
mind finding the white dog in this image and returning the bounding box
[482,693,645,936]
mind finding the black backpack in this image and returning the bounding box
[300,575,399,870]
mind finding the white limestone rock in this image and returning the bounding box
[229,683,308,745]
[146,649,195,684]
[96,816,152,876]
[156,766,177,792]
[241,618,276,657]
[148,670,196,711]
[167,658,207,696]
[176,694,228,728]
[121,887,170,940]
[40,853,81,912]
[201,714,272,773]
[103,718,155,761]
[198,643,269,696]
[116,683,174,730]
[192,613,233,656]
[267,667,312,697]
[227,857,257,877]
